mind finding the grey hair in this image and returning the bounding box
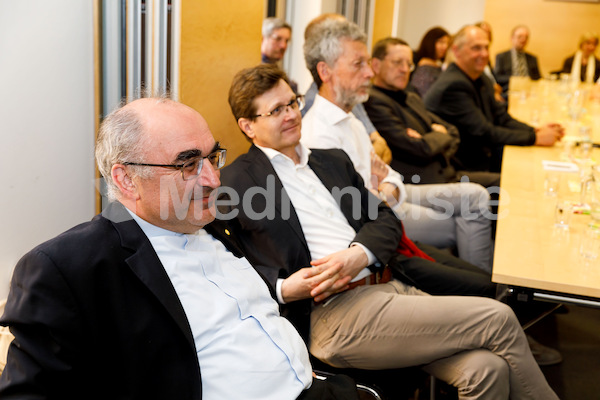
[262,17,291,37]
[452,25,480,50]
[95,97,171,201]
[303,19,367,88]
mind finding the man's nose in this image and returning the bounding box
[198,162,221,188]
[365,64,375,79]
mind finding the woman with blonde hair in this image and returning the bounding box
[561,33,600,83]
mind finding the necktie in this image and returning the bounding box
[515,52,528,77]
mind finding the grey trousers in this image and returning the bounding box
[309,281,558,400]
[400,182,494,273]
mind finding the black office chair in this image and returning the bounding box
[313,372,384,400]
[311,356,430,400]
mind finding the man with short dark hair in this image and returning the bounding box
[494,25,542,97]
[0,97,359,400]
[424,25,563,172]
[219,62,559,399]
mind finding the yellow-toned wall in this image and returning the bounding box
[179,0,264,164]
[372,0,395,46]
[484,0,600,77]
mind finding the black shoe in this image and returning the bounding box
[527,334,563,366]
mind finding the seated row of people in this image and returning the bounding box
[0,17,563,400]
[411,23,600,103]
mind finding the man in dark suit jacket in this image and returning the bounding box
[0,98,359,400]
[365,37,500,188]
[494,25,541,97]
[424,25,563,172]
[217,63,559,399]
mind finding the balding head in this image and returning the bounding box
[452,25,489,80]
[96,97,222,233]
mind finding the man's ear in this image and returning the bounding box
[370,58,381,75]
[316,61,331,84]
[238,118,255,141]
[111,164,140,200]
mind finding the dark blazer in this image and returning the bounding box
[423,63,535,172]
[0,201,244,400]
[364,86,460,184]
[218,146,404,340]
[494,50,541,93]
[561,55,600,83]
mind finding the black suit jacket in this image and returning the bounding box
[494,50,541,93]
[423,63,535,172]
[218,146,404,340]
[0,201,246,400]
[364,86,460,184]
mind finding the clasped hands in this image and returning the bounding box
[370,151,400,207]
[280,246,369,304]
[535,123,565,146]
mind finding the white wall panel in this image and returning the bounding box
[0,0,96,299]
[397,0,486,49]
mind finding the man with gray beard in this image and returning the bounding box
[300,18,494,273]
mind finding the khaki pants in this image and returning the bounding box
[309,280,558,400]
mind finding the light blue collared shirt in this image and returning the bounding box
[127,210,312,399]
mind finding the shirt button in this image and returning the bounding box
[326,209,334,218]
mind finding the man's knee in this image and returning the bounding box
[458,350,510,398]
[461,182,490,208]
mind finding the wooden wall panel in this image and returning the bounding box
[372,0,395,46]
[179,0,264,163]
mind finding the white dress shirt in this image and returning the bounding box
[301,94,407,208]
[128,211,312,400]
[255,143,376,303]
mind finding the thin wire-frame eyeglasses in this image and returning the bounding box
[252,95,305,119]
[123,148,227,181]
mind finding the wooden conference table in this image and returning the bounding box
[492,78,600,308]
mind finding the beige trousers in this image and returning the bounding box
[309,280,558,400]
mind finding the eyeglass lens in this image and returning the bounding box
[182,150,226,180]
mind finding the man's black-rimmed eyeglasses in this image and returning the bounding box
[252,95,305,119]
[123,148,227,181]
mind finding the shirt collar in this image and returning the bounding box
[313,94,352,126]
[255,142,312,168]
[125,208,188,239]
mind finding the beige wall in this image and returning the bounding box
[484,0,600,76]
[179,0,264,164]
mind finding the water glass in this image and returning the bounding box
[544,173,560,197]
[554,201,573,229]
[590,200,600,221]
[580,226,600,260]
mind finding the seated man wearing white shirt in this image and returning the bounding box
[0,97,359,400]
[219,63,558,399]
[301,18,494,272]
